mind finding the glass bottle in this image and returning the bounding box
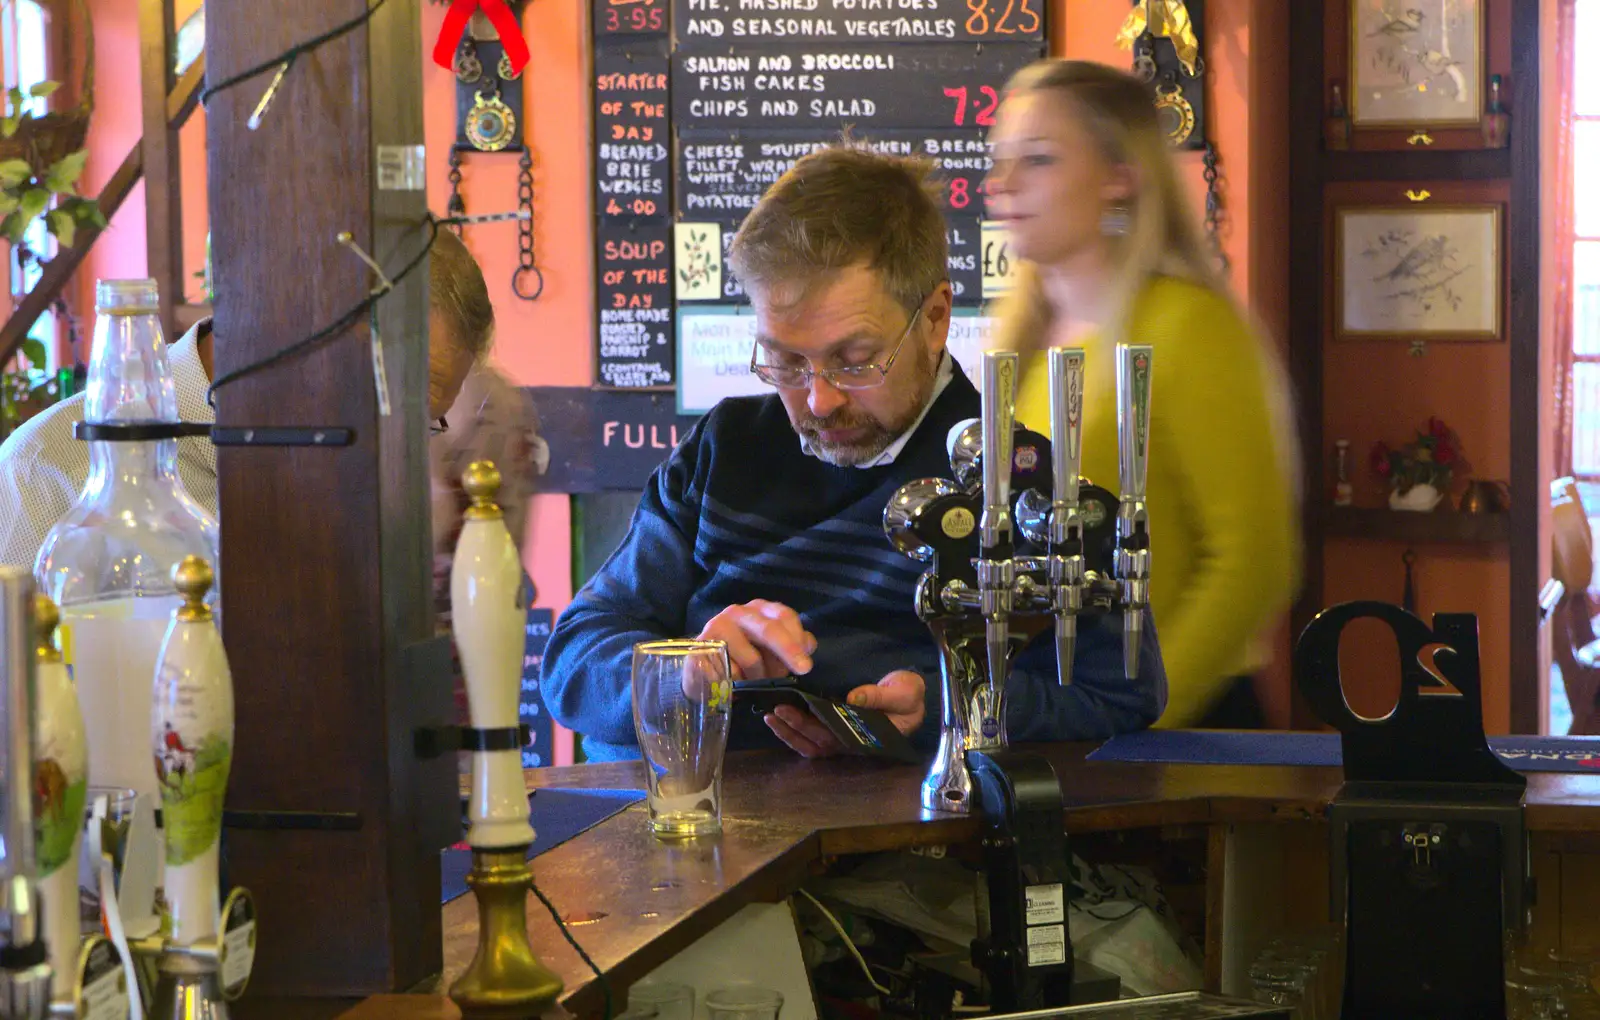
[34,279,218,800]
[1334,439,1353,507]
[1482,74,1510,149]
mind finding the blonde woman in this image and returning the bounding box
[987,59,1300,728]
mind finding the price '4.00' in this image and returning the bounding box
[965,0,1041,36]
[606,198,659,217]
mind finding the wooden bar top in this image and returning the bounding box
[333,744,1600,1019]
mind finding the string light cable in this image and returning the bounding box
[532,880,613,1020]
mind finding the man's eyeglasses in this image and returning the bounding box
[429,417,449,436]
[750,299,925,391]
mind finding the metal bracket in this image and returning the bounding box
[209,427,354,447]
[968,749,1077,1012]
[414,723,532,759]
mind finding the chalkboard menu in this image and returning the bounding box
[520,608,555,768]
[590,0,1043,393]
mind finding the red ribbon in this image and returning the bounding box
[434,0,530,78]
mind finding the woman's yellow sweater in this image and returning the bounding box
[1012,277,1301,727]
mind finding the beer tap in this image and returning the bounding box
[446,461,563,1020]
[883,346,1152,815]
[132,556,256,1020]
[1115,346,1153,682]
[0,567,52,1019]
[1015,348,1087,687]
[975,352,1018,743]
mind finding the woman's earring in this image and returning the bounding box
[1100,205,1132,237]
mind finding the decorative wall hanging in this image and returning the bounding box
[434,0,543,301]
[1349,0,1482,129]
[1334,198,1503,343]
[1117,0,1206,151]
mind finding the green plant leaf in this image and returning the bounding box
[19,188,48,220]
[20,339,45,370]
[45,208,75,248]
[1,117,18,139]
[43,150,88,194]
[28,81,61,100]
[66,198,98,221]
[0,211,25,244]
[6,87,24,109]
[0,159,30,187]
[0,193,18,216]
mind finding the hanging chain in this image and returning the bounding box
[446,150,466,235]
[1202,141,1228,276]
[512,149,543,301]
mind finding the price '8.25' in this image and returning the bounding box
[964,0,1041,36]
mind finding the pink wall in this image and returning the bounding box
[60,0,1298,743]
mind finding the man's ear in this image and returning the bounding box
[924,281,955,356]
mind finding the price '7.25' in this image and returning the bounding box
[944,85,1001,127]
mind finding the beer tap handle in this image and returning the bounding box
[1047,348,1086,686]
[978,352,1018,702]
[1115,345,1153,682]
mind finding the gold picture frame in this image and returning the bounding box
[1349,0,1484,128]
[1334,203,1502,341]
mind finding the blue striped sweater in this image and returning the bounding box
[540,366,1167,762]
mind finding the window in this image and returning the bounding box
[1,0,56,372]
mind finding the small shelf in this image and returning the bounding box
[1323,506,1510,546]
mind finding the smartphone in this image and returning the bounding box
[732,677,921,764]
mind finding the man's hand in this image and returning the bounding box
[765,670,927,758]
[695,600,816,682]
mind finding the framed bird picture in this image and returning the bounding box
[1332,195,1503,342]
[1349,0,1484,128]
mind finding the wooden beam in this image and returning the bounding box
[1285,0,1325,728]
[206,0,452,997]
[169,51,206,125]
[0,54,205,368]
[140,0,181,335]
[1509,0,1543,733]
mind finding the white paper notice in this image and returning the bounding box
[674,222,723,301]
[677,308,768,414]
[981,220,1018,299]
[945,313,993,385]
[1025,882,1066,926]
[1026,923,1068,967]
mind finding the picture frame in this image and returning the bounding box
[1334,201,1502,342]
[1348,0,1484,130]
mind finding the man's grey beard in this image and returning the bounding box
[795,343,938,466]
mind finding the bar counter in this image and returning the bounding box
[311,744,1600,1020]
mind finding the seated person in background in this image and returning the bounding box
[0,229,495,570]
[540,145,1167,763]
[431,356,548,722]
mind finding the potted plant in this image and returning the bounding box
[1370,417,1472,512]
[0,81,103,249]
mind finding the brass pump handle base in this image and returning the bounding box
[449,847,564,1019]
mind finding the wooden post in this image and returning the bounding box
[206,0,456,998]
[139,0,181,335]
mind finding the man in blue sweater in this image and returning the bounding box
[542,145,1166,762]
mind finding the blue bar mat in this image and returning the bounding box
[1088,730,1600,773]
[441,788,645,904]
